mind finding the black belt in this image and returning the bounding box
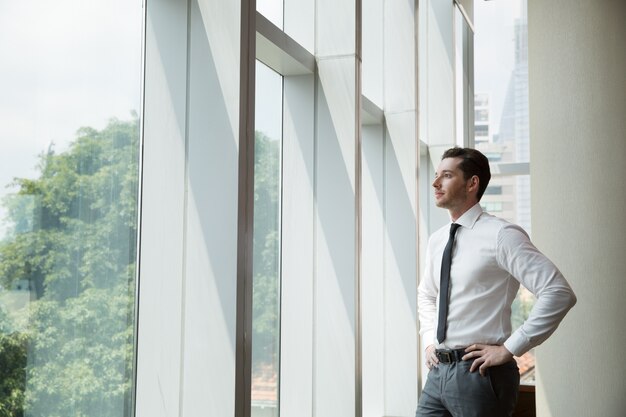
[435,348,467,364]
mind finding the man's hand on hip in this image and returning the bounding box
[425,344,439,369]
[462,344,514,376]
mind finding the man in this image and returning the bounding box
[416,147,576,417]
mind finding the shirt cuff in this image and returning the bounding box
[504,329,531,357]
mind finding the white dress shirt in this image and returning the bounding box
[418,203,577,356]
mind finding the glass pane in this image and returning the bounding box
[251,61,282,417]
[480,173,516,223]
[480,173,536,384]
[474,1,533,382]
[474,0,528,163]
[454,6,466,147]
[0,1,143,415]
[258,0,284,29]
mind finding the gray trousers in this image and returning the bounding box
[416,359,520,417]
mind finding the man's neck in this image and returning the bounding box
[448,200,478,222]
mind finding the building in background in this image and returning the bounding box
[475,4,530,228]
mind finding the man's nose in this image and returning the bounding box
[432,177,440,188]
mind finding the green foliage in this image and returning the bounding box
[252,131,280,371]
[0,309,27,417]
[0,116,139,416]
[511,288,535,332]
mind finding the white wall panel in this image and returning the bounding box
[382,0,418,413]
[383,113,417,415]
[384,0,417,112]
[529,1,626,416]
[136,0,241,416]
[418,0,455,255]
[315,56,358,417]
[280,74,315,417]
[180,0,240,415]
[284,0,315,54]
[420,0,454,148]
[316,0,357,57]
[136,0,189,416]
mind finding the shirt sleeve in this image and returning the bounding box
[497,224,577,356]
[418,241,437,349]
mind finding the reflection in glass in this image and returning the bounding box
[251,61,282,417]
[0,1,142,415]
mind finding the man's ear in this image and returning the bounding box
[468,175,479,193]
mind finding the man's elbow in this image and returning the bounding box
[558,285,577,312]
[568,290,577,309]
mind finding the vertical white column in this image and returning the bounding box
[422,0,454,150]
[418,0,455,239]
[280,3,315,415]
[314,0,361,415]
[314,59,358,417]
[529,1,626,416]
[280,74,316,417]
[382,0,418,414]
[136,0,242,415]
[181,0,241,415]
[417,0,456,389]
[135,0,189,416]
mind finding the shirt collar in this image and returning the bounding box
[452,202,483,230]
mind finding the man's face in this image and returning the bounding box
[432,157,473,211]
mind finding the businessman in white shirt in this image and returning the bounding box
[416,147,576,417]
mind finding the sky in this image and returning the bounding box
[474,0,524,135]
[0,1,143,236]
[255,61,283,141]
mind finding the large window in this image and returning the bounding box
[454,3,474,147]
[251,61,283,417]
[474,0,535,384]
[0,1,143,414]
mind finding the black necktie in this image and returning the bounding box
[437,223,461,344]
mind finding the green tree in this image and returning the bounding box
[252,131,280,372]
[0,120,282,415]
[0,308,27,417]
[0,116,139,416]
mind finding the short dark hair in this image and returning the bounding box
[441,147,491,201]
